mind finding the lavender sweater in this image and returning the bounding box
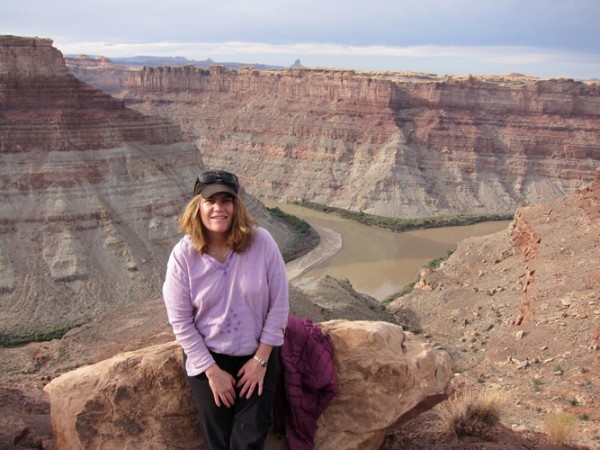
[163,226,289,376]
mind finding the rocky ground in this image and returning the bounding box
[385,172,600,450]
[1,174,599,449]
[382,409,590,450]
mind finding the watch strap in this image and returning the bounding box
[253,354,268,368]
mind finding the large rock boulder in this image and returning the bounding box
[315,320,453,449]
[44,340,198,450]
[44,320,452,450]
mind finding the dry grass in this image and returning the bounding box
[435,387,505,440]
[546,410,577,445]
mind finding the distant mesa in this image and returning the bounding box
[66,54,307,72]
[119,63,600,219]
[65,54,288,71]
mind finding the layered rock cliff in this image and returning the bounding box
[0,36,196,339]
[0,36,293,339]
[117,66,600,217]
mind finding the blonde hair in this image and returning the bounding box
[178,194,256,254]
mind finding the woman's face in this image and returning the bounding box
[199,192,235,237]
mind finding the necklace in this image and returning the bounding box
[205,247,233,276]
[207,247,232,263]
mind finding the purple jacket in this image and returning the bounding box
[275,315,337,450]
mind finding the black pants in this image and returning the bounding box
[185,349,279,450]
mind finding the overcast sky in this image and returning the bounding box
[2,0,599,79]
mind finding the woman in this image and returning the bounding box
[163,170,289,450]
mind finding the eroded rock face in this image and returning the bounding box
[0,36,293,340]
[0,384,53,449]
[0,37,182,154]
[0,36,199,340]
[44,320,452,450]
[510,167,600,328]
[115,66,600,218]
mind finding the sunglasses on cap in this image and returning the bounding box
[193,171,240,196]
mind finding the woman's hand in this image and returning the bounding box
[205,364,237,408]
[236,357,267,399]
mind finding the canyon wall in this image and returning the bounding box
[120,66,600,217]
[0,36,292,339]
[66,54,132,95]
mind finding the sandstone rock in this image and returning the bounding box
[0,410,43,450]
[314,320,453,450]
[44,341,199,450]
[44,320,452,450]
[0,384,53,450]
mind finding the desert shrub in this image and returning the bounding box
[435,388,505,440]
[0,324,73,347]
[426,250,453,270]
[546,411,576,445]
[267,206,319,262]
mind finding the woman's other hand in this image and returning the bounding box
[205,364,237,407]
[236,357,266,399]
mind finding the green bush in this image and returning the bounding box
[267,206,319,262]
[0,324,74,347]
[294,201,513,233]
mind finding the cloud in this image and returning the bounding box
[5,0,600,50]
[3,0,600,78]
[52,39,600,79]
[55,39,590,64]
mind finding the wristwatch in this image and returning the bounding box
[253,354,268,368]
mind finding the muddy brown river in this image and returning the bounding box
[263,199,511,300]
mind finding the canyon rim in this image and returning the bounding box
[0,35,599,449]
[70,56,600,218]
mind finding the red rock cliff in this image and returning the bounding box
[0,36,307,339]
[122,66,600,217]
[0,36,203,339]
[0,36,183,153]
